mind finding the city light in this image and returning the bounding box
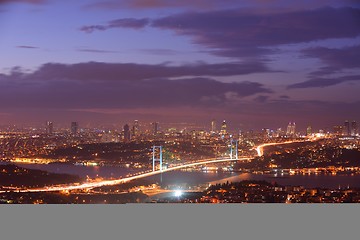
[0,119,359,203]
[174,190,183,197]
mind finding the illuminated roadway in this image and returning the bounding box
[13,157,251,193]
[255,139,313,157]
[6,139,313,193]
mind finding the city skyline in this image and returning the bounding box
[1,118,358,138]
[0,1,360,129]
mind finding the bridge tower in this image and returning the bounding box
[152,146,163,172]
[229,139,238,160]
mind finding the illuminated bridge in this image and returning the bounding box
[4,140,307,193]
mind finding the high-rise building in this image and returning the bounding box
[286,122,296,136]
[132,120,139,137]
[220,120,227,136]
[286,123,292,135]
[292,123,296,135]
[306,126,312,136]
[351,121,357,136]
[211,119,216,133]
[71,122,78,135]
[123,124,131,142]
[344,120,350,136]
[333,125,343,136]
[46,121,53,135]
[152,122,159,135]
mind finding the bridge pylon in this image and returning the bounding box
[229,139,238,160]
[152,146,163,172]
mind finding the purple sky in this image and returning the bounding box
[0,0,360,131]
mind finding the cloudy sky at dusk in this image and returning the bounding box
[0,0,360,131]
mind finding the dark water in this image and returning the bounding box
[3,162,135,178]
[207,172,360,189]
[143,171,360,189]
[4,162,360,189]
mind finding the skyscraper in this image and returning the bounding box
[291,123,296,135]
[286,122,296,136]
[306,126,312,136]
[351,121,357,136]
[46,121,53,135]
[220,120,227,136]
[344,120,350,136]
[132,120,139,137]
[286,123,292,135]
[152,122,159,135]
[123,124,131,142]
[71,122,78,135]
[211,119,216,133]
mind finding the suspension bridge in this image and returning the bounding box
[2,139,302,193]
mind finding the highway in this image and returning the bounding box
[255,139,312,157]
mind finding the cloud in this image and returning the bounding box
[303,45,360,76]
[81,7,360,60]
[0,67,271,109]
[0,0,45,5]
[0,61,273,110]
[84,0,358,11]
[287,75,360,89]
[151,7,360,59]
[108,18,149,28]
[77,48,118,53]
[1,62,359,128]
[79,25,107,33]
[288,45,360,88]
[16,45,39,49]
[80,18,149,33]
[84,0,241,10]
[1,61,270,82]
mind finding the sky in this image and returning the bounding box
[0,0,360,131]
